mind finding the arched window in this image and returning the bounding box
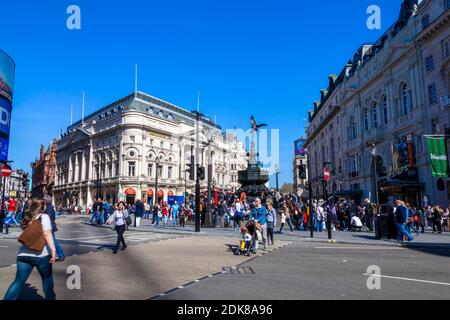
[372,103,378,128]
[382,95,388,124]
[363,108,369,131]
[401,83,409,115]
[349,116,357,140]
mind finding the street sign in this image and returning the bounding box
[1,164,12,177]
[323,168,331,182]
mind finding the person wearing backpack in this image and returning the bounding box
[106,201,130,254]
[3,199,57,300]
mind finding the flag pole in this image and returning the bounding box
[82,92,85,125]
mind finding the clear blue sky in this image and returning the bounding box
[1,0,402,186]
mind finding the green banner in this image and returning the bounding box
[426,137,448,177]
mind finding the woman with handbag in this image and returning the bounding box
[3,200,56,300]
[106,201,130,254]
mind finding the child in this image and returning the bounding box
[239,227,252,256]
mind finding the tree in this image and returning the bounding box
[280,183,294,194]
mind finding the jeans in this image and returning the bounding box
[152,213,158,225]
[114,224,126,250]
[365,216,373,231]
[163,215,168,226]
[52,232,65,259]
[406,222,419,234]
[396,223,414,242]
[315,219,323,232]
[172,213,178,226]
[279,218,294,232]
[260,223,268,248]
[267,222,274,245]
[234,217,242,229]
[7,211,20,226]
[4,255,55,300]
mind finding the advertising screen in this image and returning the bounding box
[0,50,15,162]
[294,138,307,156]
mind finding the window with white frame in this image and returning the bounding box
[363,108,369,131]
[168,166,173,179]
[128,161,136,176]
[147,164,153,177]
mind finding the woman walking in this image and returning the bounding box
[106,201,129,254]
[279,203,294,233]
[4,200,57,300]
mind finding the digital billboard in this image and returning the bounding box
[0,49,15,162]
[294,138,307,156]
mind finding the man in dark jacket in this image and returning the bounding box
[394,200,414,242]
[45,197,65,261]
[134,200,144,227]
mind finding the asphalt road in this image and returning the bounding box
[0,221,184,268]
[156,241,450,300]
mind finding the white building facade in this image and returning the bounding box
[53,92,247,208]
[304,0,450,207]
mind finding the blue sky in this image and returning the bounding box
[1,0,403,186]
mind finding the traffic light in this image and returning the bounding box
[197,166,206,181]
[298,165,306,179]
[186,155,195,180]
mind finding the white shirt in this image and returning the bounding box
[351,216,363,227]
[18,214,52,258]
[114,210,126,226]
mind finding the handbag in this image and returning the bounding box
[4,215,13,226]
[18,214,46,252]
[125,215,132,226]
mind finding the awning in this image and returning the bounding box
[168,190,174,196]
[157,190,164,197]
[147,189,154,196]
[125,188,136,196]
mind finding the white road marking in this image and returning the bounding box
[315,246,405,250]
[363,273,450,286]
[60,232,151,241]
[0,246,8,248]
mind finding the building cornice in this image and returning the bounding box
[304,106,340,148]
[416,9,450,43]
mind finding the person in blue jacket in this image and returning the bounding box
[250,197,268,251]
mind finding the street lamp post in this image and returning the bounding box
[275,164,280,191]
[371,147,379,205]
[155,156,161,206]
[306,156,314,238]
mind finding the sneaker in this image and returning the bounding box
[56,256,66,262]
[121,245,127,251]
[113,250,118,254]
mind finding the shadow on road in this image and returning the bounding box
[17,284,45,300]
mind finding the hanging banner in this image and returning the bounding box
[0,49,15,162]
[426,136,448,177]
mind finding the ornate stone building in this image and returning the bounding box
[53,92,247,208]
[304,0,450,207]
[31,142,57,198]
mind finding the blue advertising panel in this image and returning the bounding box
[0,49,15,162]
[294,138,307,156]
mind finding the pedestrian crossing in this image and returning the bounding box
[61,232,185,246]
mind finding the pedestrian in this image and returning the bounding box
[363,199,375,232]
[279,203,294,233]
[106,201,129,254]
[405,203,419,236]
[3,199,56,300]
[394,200,414,242]
[179,204,187,228]
[442,205,449,232]
[171,201,180,227]
[44,197,65,262]
[103,200,111,222]
[134,199,144,227]
[7,197,20,226]
[432,206,443,234]
[250,197,268,251]
[143,201,151,219]
[266,202,277,245]
[315,201,325,232]
[162,202,169,227]
[152,203,160,226]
